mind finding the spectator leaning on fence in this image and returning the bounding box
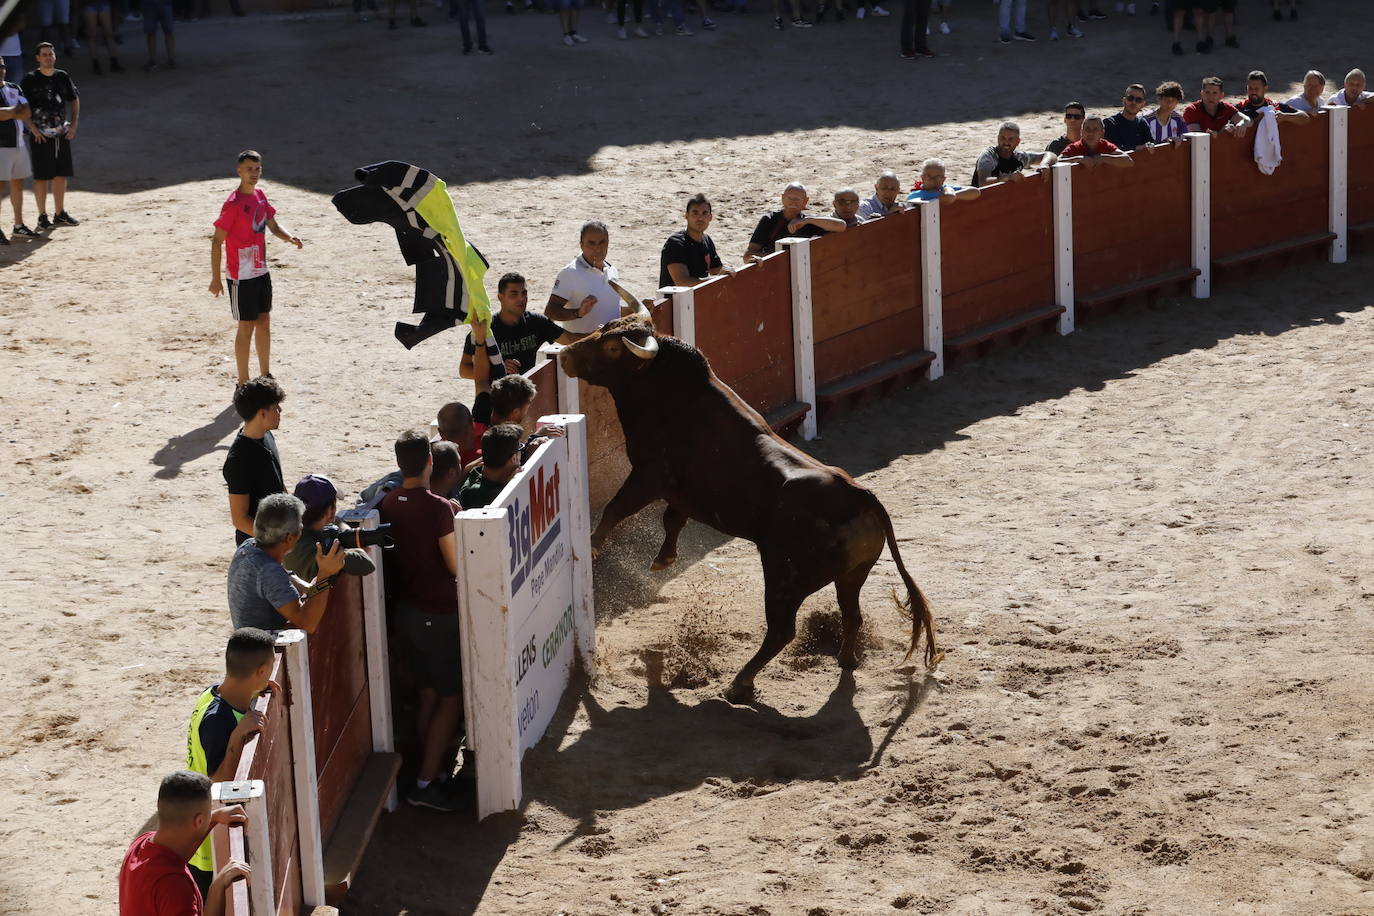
[908,158,981,205]
[378,430,467,813]
[659,193,732,288]
[184,628,276,899]
[1058,116,1133,169]
[858,171,907,221]
[1103,84,1153,152]
[227,493,346,634]
[744,182,846,261]
[118,771,250,916]
[831,188,862,227]
[1286,70,1327,114]
[1046,101,1086,155]
[282,474,377,581]
[1237,70,1308,124]
[1144,81,1188,143]
[1183,77,1250,136]
[458,423,524,510]
[223,376,286,546]
[461,272,572,379]
[1328,69,1372,108]
[970,122,1056,188]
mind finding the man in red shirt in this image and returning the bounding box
[1183,76,1251,136]
[1058,116,1134,170]
[119,771,250,916]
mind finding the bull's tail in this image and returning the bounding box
[868,492,941,670]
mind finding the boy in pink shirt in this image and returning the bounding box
[209,150,304,392]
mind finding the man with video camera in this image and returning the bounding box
[227,492,345,635]
[283,475,377,581]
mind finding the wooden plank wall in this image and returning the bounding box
[939,174,1056,338]
[809,209,923,387]
[1072,140,1193,296]
[1349,106,1374,230]
[309,575,372,845]
[691,253,797,415]
[1209,115,1330,260]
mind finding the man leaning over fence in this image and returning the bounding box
[659,193,733,288]
[744,182,846,262]
[1327,69,1372,108]
[857,171,908,221]
[1237,70,1309,124]
[227,493,345,634]
[908,158,981,204]
[971,121,1056,187]
[378,430,469,813]
[185,628,276,899]
[1058,116,1134,169]
[119,771,250,916]
[1286,70,1328,114]
[1184,76,1251,137]
[1103,84,1154,152]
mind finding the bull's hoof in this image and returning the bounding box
[722,681,755,705]
[649,553,677,571]
[837,652,861,670]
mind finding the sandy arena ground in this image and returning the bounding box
[2,2,1373,913]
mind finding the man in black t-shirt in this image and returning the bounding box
[659,193,733,288]
[223,376,286,545]
[743,182,847,261]
[1046,101,1086,156]
[19,42,79,231]
[460,271,573,378]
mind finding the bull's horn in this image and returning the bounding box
[624,334,659,360]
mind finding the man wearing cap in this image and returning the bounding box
[283,475,377,582]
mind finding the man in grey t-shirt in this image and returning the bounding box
[227,493,344,633]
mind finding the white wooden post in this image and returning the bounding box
[1052,162,1076,335]
[778,237,818,440]
[455,508,521,817]
[213,779,272,916]
[1328,106,1349,264]
[919,200,944,380]
[659,286,695,348]
[542,414,594,668]
[541,342,580,415]
[274,631,326,905]
[1187,131,1212,298]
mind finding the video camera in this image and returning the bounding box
[318,523,393,552]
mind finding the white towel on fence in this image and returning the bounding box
[1253,107,1282,175]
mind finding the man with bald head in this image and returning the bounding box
[858,171,907,221]
[1328,70,1371,108]
[744,182,846,261]
[831,188,862,227]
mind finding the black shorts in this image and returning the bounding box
[228,273,273,322]
[28,136,73,181]
[398,604,463,696]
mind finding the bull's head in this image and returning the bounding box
[558,315,660,386]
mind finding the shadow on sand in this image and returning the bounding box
[150,405,240,480]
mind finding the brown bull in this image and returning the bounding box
[558,315,939,703]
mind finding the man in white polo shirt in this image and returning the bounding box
[544,220,644,337]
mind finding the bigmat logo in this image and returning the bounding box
[507,460,563,596]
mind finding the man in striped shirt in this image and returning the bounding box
[1144,81,1188,143]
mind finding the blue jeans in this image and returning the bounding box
[449,0,487,47]
[998,0,1026,34]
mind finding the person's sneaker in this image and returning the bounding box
[1271,7,1281,20]
[406,782,463,813]
[1125,1,1134,11]
[167,58,177,69]
[633,23,649,35]
[655,20,664,32]
[92,58,102,75]
[899,49,914,58]
[1088,7,1106,18]
[1048,26,1059,39]
[12,223,39,238]
[571,29,589,40]
[1224,33,1237,47]
[462,43,473,52]
[1014,30,1035,40]
[939,19,949,32]
[772,15,782,27]
[701,16,715,27]
[563,31,575,43]
[1149,0,1159,12]
[1203,34,1213,50]
[54,211,80,227]
[998,32,1012,42]
[355,11,372,20]
[1067,23,1083,36]
[617,24,627,36]
[388,16,398,27]
[128,10,142,19]
[674,22,693,33]
[870,4,888,14]
[110,56,124,72]
[790,16,812,26]
[605,9,617,22]
[854,5,864,16]
[1075,9,1087,20]
[1288,8,1296,20]
[1195,38,1207,52]
[1171,40,1182,54]
[478,44,494,52]
[915,47,934,57]
[36,213,52,231]
[410,15,427,24]
[0,228,8,245]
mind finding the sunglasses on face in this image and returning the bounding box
[1065,113,1085,120]
[1125,95,1146,103]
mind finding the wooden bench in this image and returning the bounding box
[944,304,1065,362]
[1349,219,1374,236]
[1212,231,1336,271]
[763,400,811,439]
[815,350,936,417]
[1075,267,1201,313]
[323,751,402,905]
